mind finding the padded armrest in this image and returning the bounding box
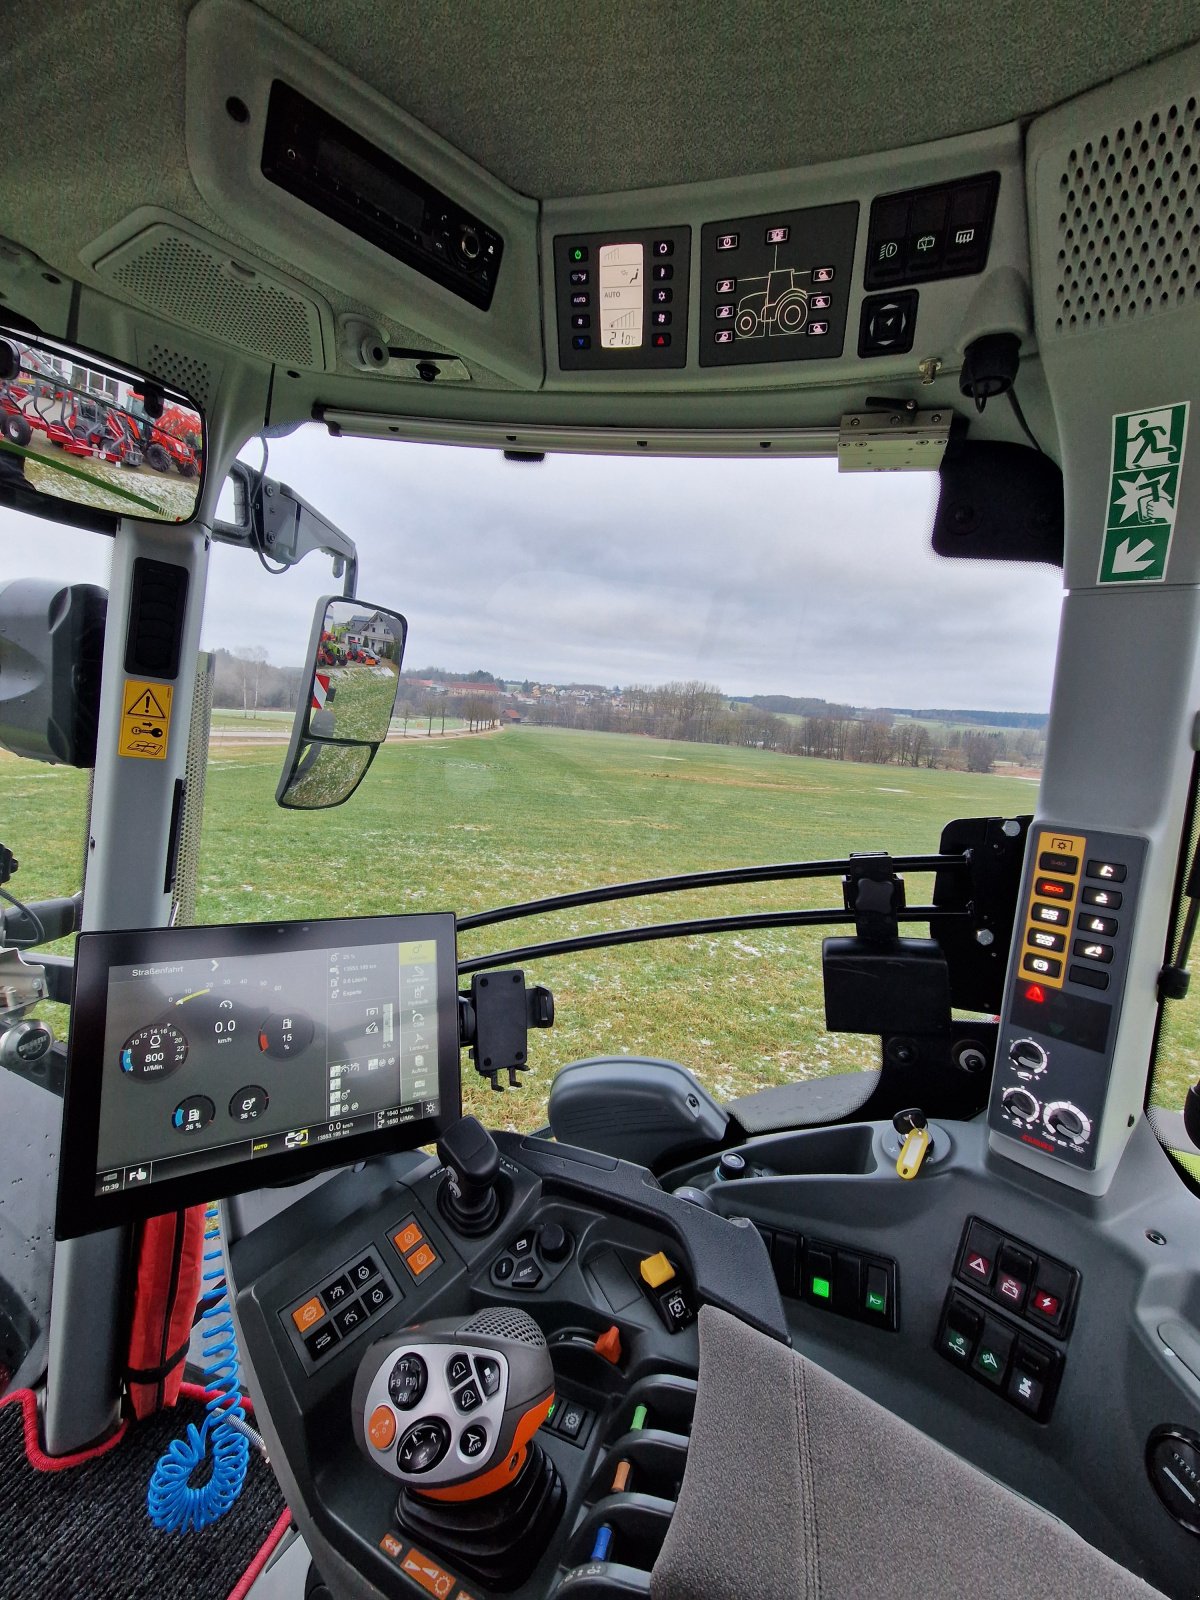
[651,1305,1163,1600]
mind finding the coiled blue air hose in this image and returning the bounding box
[147,1201,255,1531]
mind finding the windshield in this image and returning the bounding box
[0,437,1073,1133]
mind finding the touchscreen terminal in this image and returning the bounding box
[56,912,459,1237]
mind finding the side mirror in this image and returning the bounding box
[0,325,205,528]
[277,596,407,809]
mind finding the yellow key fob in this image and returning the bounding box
[896,1125,931,1180]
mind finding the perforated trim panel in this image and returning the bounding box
[459,1307,545,1346]
[145,343,215,412]
[95,223,328,367]
[1053,93,1200,335]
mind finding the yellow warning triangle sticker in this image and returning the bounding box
[123,682,169,720]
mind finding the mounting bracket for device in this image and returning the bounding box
[213,465,359,597]
[837,408,953,472]
[459,969,555,1091]
[842,853,906,942]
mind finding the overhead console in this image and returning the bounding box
[185,0,1030,409]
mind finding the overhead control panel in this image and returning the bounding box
[864,172,999,290]
[699,202,858,366]
[988,826,1146,1172]
[262,80,503,311]
[553,228,691,370]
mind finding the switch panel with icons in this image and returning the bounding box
[553,228,691,371]
[864,172,999,290]
[988,825,1146,1169]
[699,202,858,366]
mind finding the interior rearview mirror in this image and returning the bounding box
[0,326,205,527]
[277,596,407,809]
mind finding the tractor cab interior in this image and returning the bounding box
[2,6,1200,1599]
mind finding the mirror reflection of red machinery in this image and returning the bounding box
[0,359,203,476]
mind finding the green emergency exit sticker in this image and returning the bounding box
[1098,401,1190,584]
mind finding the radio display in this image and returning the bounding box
[56,913,460,1238]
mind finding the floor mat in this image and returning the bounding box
[0,1384,289,1600]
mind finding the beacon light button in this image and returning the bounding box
[639,1252,675,1288]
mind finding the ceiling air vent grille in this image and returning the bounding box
[95,224,325,368]
[1053,95,1199,335]
[145,344,214,411]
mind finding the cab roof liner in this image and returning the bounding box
[7,2,1200,207]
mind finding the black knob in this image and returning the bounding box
[436,1116,501,1236]
[539,1223,570,1262]
[672,1185,715,1211]
[1008,1038,1047,1074]
[716,1151,746,1181]
[1001,1087,1040,1124]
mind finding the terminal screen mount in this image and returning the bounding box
[56,913,460,1238]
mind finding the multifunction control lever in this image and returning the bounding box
[353,1307,565,1589]
[353,1306,555,1496]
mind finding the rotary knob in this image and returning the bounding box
[1001,1087,1041,1124]
[538,1223,571,1263]
[1008,1038,1047,1078]
[1044,1101,1091,1147]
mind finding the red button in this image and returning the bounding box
[965,1252,992,1281]
[1033,1289,1060,1318]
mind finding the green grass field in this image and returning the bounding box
[5,725,1195,1133]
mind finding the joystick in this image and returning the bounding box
[353,1306,564,1588]
[436,1115,502,1236]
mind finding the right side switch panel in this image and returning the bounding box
[988,825,1146,1170]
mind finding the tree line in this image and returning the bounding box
[526,681,1044,773]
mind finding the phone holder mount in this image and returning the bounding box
[459,969,555,1091]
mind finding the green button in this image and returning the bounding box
[630,1404,648,1432]
[866,1289,886,1314]
[973,1345,1005,1382]
[811,1275,832,1301]
[943,1330,970,1359]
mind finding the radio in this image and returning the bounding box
[262,80,503,311]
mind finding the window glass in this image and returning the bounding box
[190,434,1060,1129]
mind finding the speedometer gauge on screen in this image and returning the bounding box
[55,913,460,1238]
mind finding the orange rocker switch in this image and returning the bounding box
[291,1295,325,1334]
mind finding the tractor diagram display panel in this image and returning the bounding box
[699,202,859,366]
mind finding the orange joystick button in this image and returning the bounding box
[368,1405,397,1451]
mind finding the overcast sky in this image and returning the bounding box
[0,430,1064,709]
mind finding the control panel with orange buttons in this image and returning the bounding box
[283,1248,401,1369]
[990,825,1146,1170]
[390,1213,443,1282]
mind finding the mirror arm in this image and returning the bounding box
[213,465,359,597]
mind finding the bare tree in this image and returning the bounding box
[240,645,269,716]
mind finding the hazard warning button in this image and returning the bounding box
[957,1220,1002,1289]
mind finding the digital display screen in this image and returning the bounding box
[57,914,460,1238]
[598,243,644,348]
[314,133,425,236]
